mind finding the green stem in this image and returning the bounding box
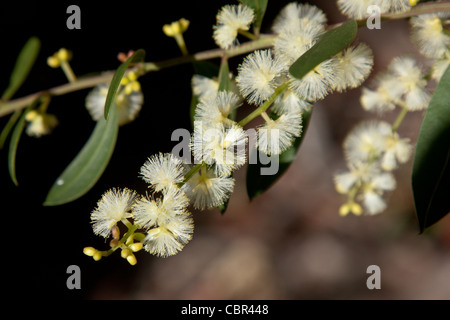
[238,82,290,127]
[391,105,409,132]
[101,221,140,257]
[60,61,77,83]
[181,162,204,186]
[238,29,257,41]
[1,1,449,118]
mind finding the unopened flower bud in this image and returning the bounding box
[57,48,72,62]
[121,248,132,259]
[129,242,143,252]
[126,254,137,266]
[93,251,103,261]
[83,247,97,257]
[47,55,60,68]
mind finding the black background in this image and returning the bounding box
[1,0,297,300]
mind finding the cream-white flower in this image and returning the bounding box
[343,121,392,164]
[388,0,412,13]
[25,110,58,138]
[333,43,374,92]
[181,165,235,210]
[289,57,338,101]
[85,83,144,126]
[360,72,404,113]
[388,56,430,111]
[143,213,194,258]
[139,153,185,192]
[194,91,242,126]
[132,186,193,257]
[431,52,450,82]
[410,13,450,59]
[256,109,302,155]
[272,89,312,115]
[381,133,412,171]
[236,49,287,106]
[362,172,396,215]
[273,19,324,66]
[192,121,247,177]
[272,2,327,34]
[337,0,390,19]
[213,4,254,49]
[191,75,219,101]
[91,188,137,238]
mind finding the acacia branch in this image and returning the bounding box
[1,1,449,118]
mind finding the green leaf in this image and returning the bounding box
[104,49,145,120]
[239,0,268,34]
[289,20,357,80]
[2,37,40,101]
[44,101,119,206]
[0,110,22,149]
[218,58,230,92]
[412,65,450,233]
[246,108,313,200]
[8,106,33,186]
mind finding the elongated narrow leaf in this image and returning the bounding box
[239,0,268,33]
[218,58,230,92]
[289,20,357,80]
[104,49,145,120]
[2,37,40,101]
[8,106,33,185]
[0,110,22,149]
[412,65,450,233]
[246,108,313,200]
[44,102,119,206]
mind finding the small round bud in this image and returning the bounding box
[350,202,363,216]
[47,56,60,68]
[111,225,120,239]
[130,80,141,92]
[120,77,129,86]
[25,110,39,122]
[109,239,119,248]
[93,251,103,261]
[163,18,190,37]
[127,71,137,81]
[83,247,97,257]
[121,248,132,259]
[57,48,72,62]
[126,254,137,266]
[339,204,351,217]
[129,242,143,252]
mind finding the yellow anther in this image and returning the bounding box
[409,0,418,6]
[163,18,190,37]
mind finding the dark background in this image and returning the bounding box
[1,1,449,301]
